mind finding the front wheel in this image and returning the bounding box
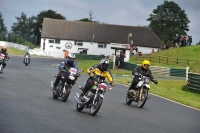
[126,95,132,105]
[90,97,103,116]
[137,89,148,108]
[53,90,58,99]
[62,87,71,102]
[76,103,84,112]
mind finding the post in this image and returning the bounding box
[35,35,37,48]
[113,55,116,70]
[186,67,189,80]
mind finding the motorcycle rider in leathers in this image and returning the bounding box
[23,52,31,64]
[81,58,115,94]
[0,46,10,69]
[127,60,158,96]
[52,53,79,91]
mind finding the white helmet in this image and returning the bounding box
[100,58,110,71]
[100,58,110,64]
[68,53,76,59]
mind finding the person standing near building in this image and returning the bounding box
[119,51,126,69]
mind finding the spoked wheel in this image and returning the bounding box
[62,87,71,102]
[76,103,84,112]
[53,90,58,99]
[126,95,132,105]
[137,89,148,108]
[90,97,103,116]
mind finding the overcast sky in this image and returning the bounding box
[0,0,199,44]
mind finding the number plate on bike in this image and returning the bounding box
[69,68,77,75]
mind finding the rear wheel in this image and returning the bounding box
[90,97,103,116]
[137,89,148,108]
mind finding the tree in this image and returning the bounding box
[78,9,99,23]
[12,12,35,35]
[147,0,190,46]
[34,10,66,45]
[0,12,7,41]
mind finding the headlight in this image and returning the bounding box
[68,76,75,80]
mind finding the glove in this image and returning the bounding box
[90,72,94,77]
[76,73,81,77]
[152,79,158,84]
[111,81,115,87]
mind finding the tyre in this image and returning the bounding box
[137,89,148,108]
[62,87,71,102]
[53,90,58,99]
[76,103,84,112]
[90,97,103,116]
[126,95,132,105]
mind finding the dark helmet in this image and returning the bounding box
[100,58,110,71]
[1,46,7,54]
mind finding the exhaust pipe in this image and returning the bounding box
[51,81,54,88]
[74,93,85,106]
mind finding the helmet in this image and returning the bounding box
[142,60,150,70]
[67,53,76,64]
[100,58,110,71]
[1,46,7,54]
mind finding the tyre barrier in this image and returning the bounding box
[187,73,200,91]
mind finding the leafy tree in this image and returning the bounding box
[147,0,190,46]
[12,12,35,35]
[34,10,66,45]
[0,12,7,34]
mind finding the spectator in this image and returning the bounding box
[151,49,155,54]
[119,51,126,69]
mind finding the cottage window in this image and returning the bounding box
[76,41,83,46]
[55,39,60,44]
[49,39,54,43]
[98,43,106,48]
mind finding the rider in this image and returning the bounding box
[81,58,115,94]
[23,52,31,64]
[127,60,158,95]
[0,46,10,69]
[52,53,79,91]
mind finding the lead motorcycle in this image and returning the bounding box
[24,54,30,66]
[0,53,9,74]
[126,75,152,108]
[51,67,84,102]
[74,75,112,116]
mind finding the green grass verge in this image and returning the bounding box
[114,78,200,110]
[7,47,27,55]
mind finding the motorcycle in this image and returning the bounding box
[51,67,84,102]
[0,53,9,74]
[24,55,30,66]
[126,75,151,108]
[74,75,112,116]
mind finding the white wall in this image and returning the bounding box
[137,46,159,54]
[0,41,29,51]
[40,38,130,57]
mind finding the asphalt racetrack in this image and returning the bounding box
[0,55,199,133]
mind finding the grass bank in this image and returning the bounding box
[114,78,200,110]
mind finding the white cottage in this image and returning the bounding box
[40,18,162,61]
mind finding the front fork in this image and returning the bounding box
[139,86,144,99]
